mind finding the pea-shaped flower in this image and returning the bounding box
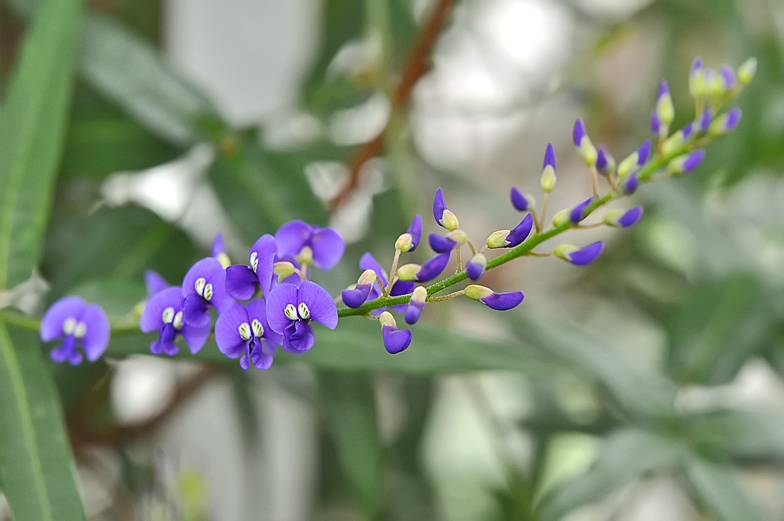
[215,300,283,370]
[141,287,211,356]
[181,258,234,328]
[40,296,110,364]
[275,220,345,271]
[225,234,278,300]
[266,281,338,352]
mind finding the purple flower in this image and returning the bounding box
[540,143,557,193]
[215,300,283,370]
[569,197,594,225]
[429,233,457,253]
[466,253,487,281]
[596,146,615,176]
[486,214,534,248]
[668,149,706,175]
[275,220,345,271]
[510,187,534,212]
[181,258,234,328]
[603,207,643,228]
[341,269,376,308]
[465,285,524,311]
[396,215,423,252]
[225,234,278,300]
[432,188,459,231]
[357,253,415,314]
[212,232,231,268]
[721,65,736,90]
[40,296,110,364]
[404,287,427,325]
[379,312,412,354]
[397,252,450,283]
[144,270,169,297]
[555,241,605,266]
[266,281,338,353]
[140,287,210,355]
[650,111,661,134]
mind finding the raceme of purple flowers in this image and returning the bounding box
[39,56,750,365]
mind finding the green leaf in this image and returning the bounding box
[537,428,685,521]
[107,319,550,375]
[506,313,677,417]
[0,0,83,290]
[686,409,784,464]
[682,454,761,521]
[79,12,220,145]
[666,274,771,385]
[0,324,85,521]
[319,372,383,517]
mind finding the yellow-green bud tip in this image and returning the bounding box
[554,244,579,261]
[441,210,459,232]
[486,230,510,249]
[446,229,468,245]
[396,264,420,281]
[465,284,493,301]
[551,209,570,228]
[411,286,427,304]
[379,311,396,328]
[395,233,413,252]
[540,165,556,193]
[273,261,296,282]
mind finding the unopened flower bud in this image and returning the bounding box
[465,285,523,310]
[596,146,615,176]
[466,253,487,281]
[273,261,296,282]
[656,80,675,127]
[709,108,742,137]
[667,149,706,175]
[737,57,757,86]
[551,209,570,228]
[441,210,459,231]
[720,65,736,91]
[573,119,598,166]
[554,241,605,266]
[617,151,639,179]
[465,284,493,300]
[661,129,686,157]
[380,311,411,354]
[433,189,459,231]
[405,286,427,325]
[603,207,643,228]
[396,233,414,252]
[446,229,468,246]
[689,56,706,99]
[298,246,313,265]
[569,197,594,225]
[486,230,510,249]
[396,264,420,281]
[510,187,535,212]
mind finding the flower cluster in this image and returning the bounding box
[39,56,755,365]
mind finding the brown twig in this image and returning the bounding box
[329,0,457,210]
[70,365,221,449]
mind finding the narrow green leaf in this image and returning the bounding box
[682,454,761,521]
[0,0,83,289]
[0,324,85,521]
[320,372,383,517]
[686,409,784,464]
[537,428,684,521]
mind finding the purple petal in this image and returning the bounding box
[283,321,315,352]
[572,121,585,147]
[721,65,736,89]
[428,233,457,253]
[51,335,77,363]
[433,188,447,223]
[151,324,178,356]
[245,299,282,345]
[211,232,226,258]
[543,142,556,169]
[251,341,274,369]
[40,296,86,341]
[225,265,259,300]
[479,291,524,311]
[650,111,660,134]
[416,252,450,282]
[360,252,388,288]
[80,304,110,362]
[342,284,372,308]
[407,215,422,251]
[506,213,534,247]
[510,186,529,211]
[725,108,741,129]
[567,241,605,266]
[298,280,338,329]
[239,344,251,370]
[389,280,415,313]
[404,301,424,325]
[624,174,639,194]
[683,122,694,139]
[637,140,650,165]
[382,326,412,354]
[182,294,211,328]
[683,149,706,172]
[311,227,345,270]
[215,301,249,358]
[466,261,484,281]
[658,80,669,98]
[140,287,183,332]
[618,207,643,227]
[275,220,313,259]
[180,323,211,354]
[250,234,278,295]
[569,197,594,225]
[265,283,299,334]
[699,109,711,132]
[182,258,225,298]
[144,270,169,297]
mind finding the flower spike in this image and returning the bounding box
[572,119,598,167]
[380,312,412,354]
[554,241,605,266]
[465,285,524,311]
[433,188,459,231]
[404,286,427,325]
[41,297,110,364]
[603,207,643,228]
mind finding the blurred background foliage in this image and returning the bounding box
[1,0,784,520]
